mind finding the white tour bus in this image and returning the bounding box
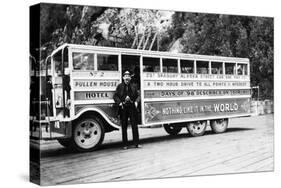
[30,43,251,151]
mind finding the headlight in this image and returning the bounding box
[55,94,63,107]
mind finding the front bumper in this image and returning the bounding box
[30,118,71,140]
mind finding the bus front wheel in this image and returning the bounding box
[210,119,228,133]
[71,117,105,152]
[187,121,207,137]
[163,124,182,136]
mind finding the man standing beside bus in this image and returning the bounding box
[113,70,142,150]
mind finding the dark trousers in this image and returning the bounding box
[120,104,140,146]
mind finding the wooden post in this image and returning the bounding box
[131,34,138,49]
[157,33,160,51]
[149,32,158,51]
[143,31,151,50]
[137,34,145,50]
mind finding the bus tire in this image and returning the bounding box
[57,138,71,148]
[210,119,228,133]
[70,117,105,152]
[163,124,182,136]
[187,121,207,137]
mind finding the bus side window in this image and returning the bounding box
[162,58,178,73]
[97,54,118,71]
[54,51,62,76]
[180,59,194,74]
[196,60,209,74]
[225,62,235,75]
[237,63,248,75]
[211,61,223,74]
[73,52,95,70]
[143,57,160,72]
[54,49,69,76]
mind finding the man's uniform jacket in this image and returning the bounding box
[113,82,140,115]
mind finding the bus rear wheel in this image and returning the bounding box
[187,121,207,137]
[210,119,228,133]
[163,124,182,136]
[71,117,105,152]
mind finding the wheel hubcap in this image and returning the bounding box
[215,119,227,130]
[190,121,206,134]
[74,120,101,149]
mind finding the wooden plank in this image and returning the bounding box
[39,115,273,185]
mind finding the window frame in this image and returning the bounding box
[196,60,210,74]
[224,62,236,75]
[142,55,161,73]
[211,61,223,75]
[237,63,248,76]
[162,57,179,73]
[180,59,195,74]
[72,52,96,71]
[71,50,120,72]
[53,48,69,76]
[96,53,119,72]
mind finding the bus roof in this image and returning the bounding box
[52,43,250,63]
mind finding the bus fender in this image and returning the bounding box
[73,107,120,130]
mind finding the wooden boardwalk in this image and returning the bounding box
[37,114,274,185]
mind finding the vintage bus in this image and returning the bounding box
[30,43,251,151]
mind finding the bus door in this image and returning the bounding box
[121,55,141,124]
[52,48,70,119]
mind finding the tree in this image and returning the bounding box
[37,4,273,99]
[167,12,273,99]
